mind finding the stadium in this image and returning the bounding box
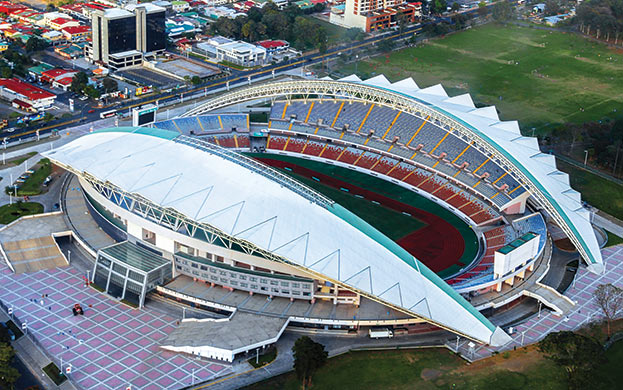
[43,75,603,362]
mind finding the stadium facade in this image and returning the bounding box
[43,74,603,360]
[45,127,510,349]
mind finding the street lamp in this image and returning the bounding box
[584,150,588,166]
[355,55,359,75]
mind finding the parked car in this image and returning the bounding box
[88,109,95,114]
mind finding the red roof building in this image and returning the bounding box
[0,78,56,109]
[256,40,289,53]
[62,25,91,41]
[0,1,28,16]
[48,17,79,31]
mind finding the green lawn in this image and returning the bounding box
[556,160,623,220]
[595,340,623,389]
[42,362,66,386]
[244,347,567,390]
[247,153,479,276]
[305,17,350,46]
[248,347,277,368]
[0,202,43,224]
[288,170,426,240]
[5,158,52,196]
[0,151,36,167]
[606,231,623,247]
[339,24,623,134]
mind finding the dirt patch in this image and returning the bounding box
[453,346,544,375]
[421,368,443,381]
[554,238,576,252]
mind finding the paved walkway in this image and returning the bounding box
[453,245,623,360]
[594,212,623,238]
[0,261,232,389]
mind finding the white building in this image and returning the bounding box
[215,40,267,66]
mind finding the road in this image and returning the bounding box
[0,23,425,144]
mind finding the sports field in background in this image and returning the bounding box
[247,153,479,279]
[339,24,623,133]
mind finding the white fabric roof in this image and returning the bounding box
[44,129,508,346]
[338,75,603,273]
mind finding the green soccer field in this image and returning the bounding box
[340,24,623,134]
[247,153,480,278]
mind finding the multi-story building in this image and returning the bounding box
[330,0,421,32]
[87,4,165,70]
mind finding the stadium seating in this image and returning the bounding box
[267,135,288,151]
[285,136,307,153]
[307,101,342,125]
[338,147,363,164]
[155,114,249,136]
[301,139,324,156]
[512,213,547,254]
[371,156,399,175]
[354,152,380,170]
[320,143,344,160]
[259,99,534,217]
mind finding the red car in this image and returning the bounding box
[88,109,95,114]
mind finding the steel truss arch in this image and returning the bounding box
[183,79,602,273]
[64,167,495,344]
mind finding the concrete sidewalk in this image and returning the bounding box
[0,310,78,390]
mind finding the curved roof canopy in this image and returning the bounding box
[183,76,603,274]
[44,127,510,347]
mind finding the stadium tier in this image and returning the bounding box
[264,134,501,225]
[45,127,513,348]
[267,98,528,209]
[154,114,249,136]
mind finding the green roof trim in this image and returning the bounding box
[498,232,539,254]
[100,241,169,273]
[175,252,314,283]
[329,203,495,332]
[94,127,179,140]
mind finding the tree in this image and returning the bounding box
[0,343,19,389]
[292,336,327,390]
[538,331,605,390]
[377,39,395,53]
[477,1,488,17]
[83,84,100,99]
[70,71,88,94]
[430,0,447,15]
[451,2,460,12]
[25,36,48,53]
[191,75,201,85]
[594,283,623,337]
[492,1,513,21]
[102,77,118,93]
[396,12,409,36]
[544,0,561,16]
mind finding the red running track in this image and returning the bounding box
[257,158,466,273]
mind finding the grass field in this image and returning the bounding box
[340,24,623,133]
[305,16,350,46]
[244,346,568,390]
[606,231,623,247]
[556,160,623,220]
[248,153,479,277]
[0,202,43,224]
[287,171,427,240]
